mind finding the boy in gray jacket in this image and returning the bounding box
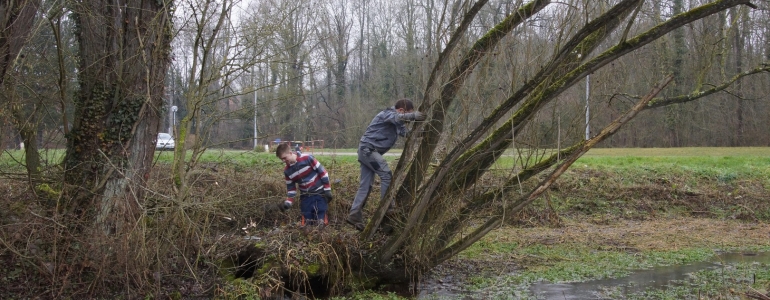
[347,99,426,231]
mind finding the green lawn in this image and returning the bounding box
[582,146,770,157]
[3,147,769,171]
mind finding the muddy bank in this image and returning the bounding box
[417,217,770,299]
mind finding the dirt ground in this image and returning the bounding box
[425,217,770,289]
[495,217,770,251]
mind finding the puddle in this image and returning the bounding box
[415,275,476,299]
[528,252,770,299]
[415,252,769,299]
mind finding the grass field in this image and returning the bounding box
[2,147,769,172]
[582,146,770,156]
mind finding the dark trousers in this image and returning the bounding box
[300,194,328,225]
[349,144,391,223]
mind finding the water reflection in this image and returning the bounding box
[415,252,768,299]
[528,252,770,300]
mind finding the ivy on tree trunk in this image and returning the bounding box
[63,0,172,233]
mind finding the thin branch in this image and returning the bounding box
[434,74,674,265]
[647,63,770,108]
[619,0,643,43]
[432,143,583,251]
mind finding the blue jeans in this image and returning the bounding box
[300,194,328,225]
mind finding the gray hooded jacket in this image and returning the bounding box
[360,106,417,153]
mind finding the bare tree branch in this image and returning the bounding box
[434,74,674,265]
[647,63,770,108]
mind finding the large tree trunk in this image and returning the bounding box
[731,6,748,146]
[63,0,171,233]
[664,0,685,147]
[10,99,41,182]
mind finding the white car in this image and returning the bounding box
[156,133,175,150]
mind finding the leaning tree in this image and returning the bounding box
[351,0,767,280]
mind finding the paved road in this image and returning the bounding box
[303,150,401,156]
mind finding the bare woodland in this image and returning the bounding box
[1,0,769,297]
[3,0,769,153]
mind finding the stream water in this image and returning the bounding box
[417,252,770,299]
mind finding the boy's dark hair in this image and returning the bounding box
[276,143,291,157]
[394,98,414,111]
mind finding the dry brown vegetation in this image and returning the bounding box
[494,218,770,254]
[0,159,768,298]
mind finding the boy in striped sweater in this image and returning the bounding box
[276,143,333,227]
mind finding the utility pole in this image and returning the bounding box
[253,65,258,150]
[168,69,174,134]
[585,74,590,140]
[171,106,178,135]
[254,89,258,150]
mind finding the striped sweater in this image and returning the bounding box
[283,154,331,202]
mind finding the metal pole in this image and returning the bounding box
[254,86,257,150]
[171,106,178,136]
[585,74,590,140]
[168,70,174,134]
[253,65,258,150]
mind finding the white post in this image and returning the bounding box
[585,74,590,140]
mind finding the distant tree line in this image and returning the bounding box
[2,0,769,153]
